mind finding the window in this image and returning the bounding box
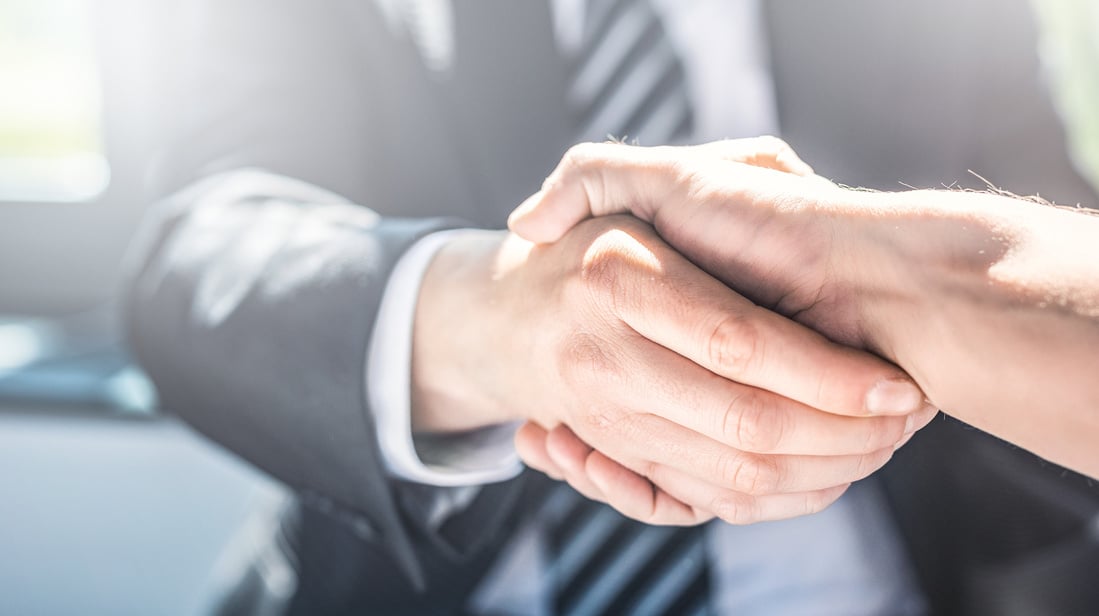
[0,0,109,202]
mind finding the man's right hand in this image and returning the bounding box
[411,215,934,525]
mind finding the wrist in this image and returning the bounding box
[831,189,1022,369]
[410,229,521,433]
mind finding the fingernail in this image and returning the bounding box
[901,401,939,438]
[865,378,924,415]
[916,401,939,428]
[903,413,917,436]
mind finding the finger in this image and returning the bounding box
[595,231,924,416]
[642,462,851,525]
[545,424,609,504]
[691,139,839,194]
[691,136,815,176]
[591,449,849,525]
[578,412,894,495]
[508,142,680,243]
[545,424,709,525]
[508,139,815,243]
[610,333,914,454]
[894,405,940,451]
[514,422,565,480]
[583,448,712,526]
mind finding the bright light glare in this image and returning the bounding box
[0,0,109,202]
[0,323,46,371]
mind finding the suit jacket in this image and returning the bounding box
[123,1,1099,613]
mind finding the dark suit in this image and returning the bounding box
[123,1,1099,613]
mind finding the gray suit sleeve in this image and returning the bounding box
[121,0,521,589]
[122,170,458,586]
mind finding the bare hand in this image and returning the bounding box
[414,214,933,525]
[510,138,1099,480]
[507,138,866,345]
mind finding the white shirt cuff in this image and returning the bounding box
[367,229,524,487]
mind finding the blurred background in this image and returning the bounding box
[0,2,285,615]
[0,0,1096,614]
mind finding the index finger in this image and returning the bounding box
[507,138,813,243]
[595,230,925,416]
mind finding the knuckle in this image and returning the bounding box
[694,510,716,525]
[861,419,882,454]
[557,332,621,385]
[576,403,626,439]
[639,460,660,481]
[555,144,587,182]
[722,451,777,496]
[804,489,839,516]
[722,391,784,453]
[546,142,605,199]
[558,142,606,184]
[855,448,892,480]
[578,230,654,314]
[563,141,600,166]
[706,313,763,379]
[862,416,902,454]
[711,494,760,525]
[757,134,792,153]
[710,496,739,523]
[579,244,627,300]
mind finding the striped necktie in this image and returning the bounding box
[546,480,711,616]
[567,0,694,145]
[549,7,707,614]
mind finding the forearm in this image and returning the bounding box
[847,189,1099,476]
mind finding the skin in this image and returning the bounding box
[411,210,936,525]
[508,138,1099,495]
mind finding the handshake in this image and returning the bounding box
[410,137,1099,526]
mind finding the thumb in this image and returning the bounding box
[508,142,676,243]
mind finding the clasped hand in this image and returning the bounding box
[413,138,935,526]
